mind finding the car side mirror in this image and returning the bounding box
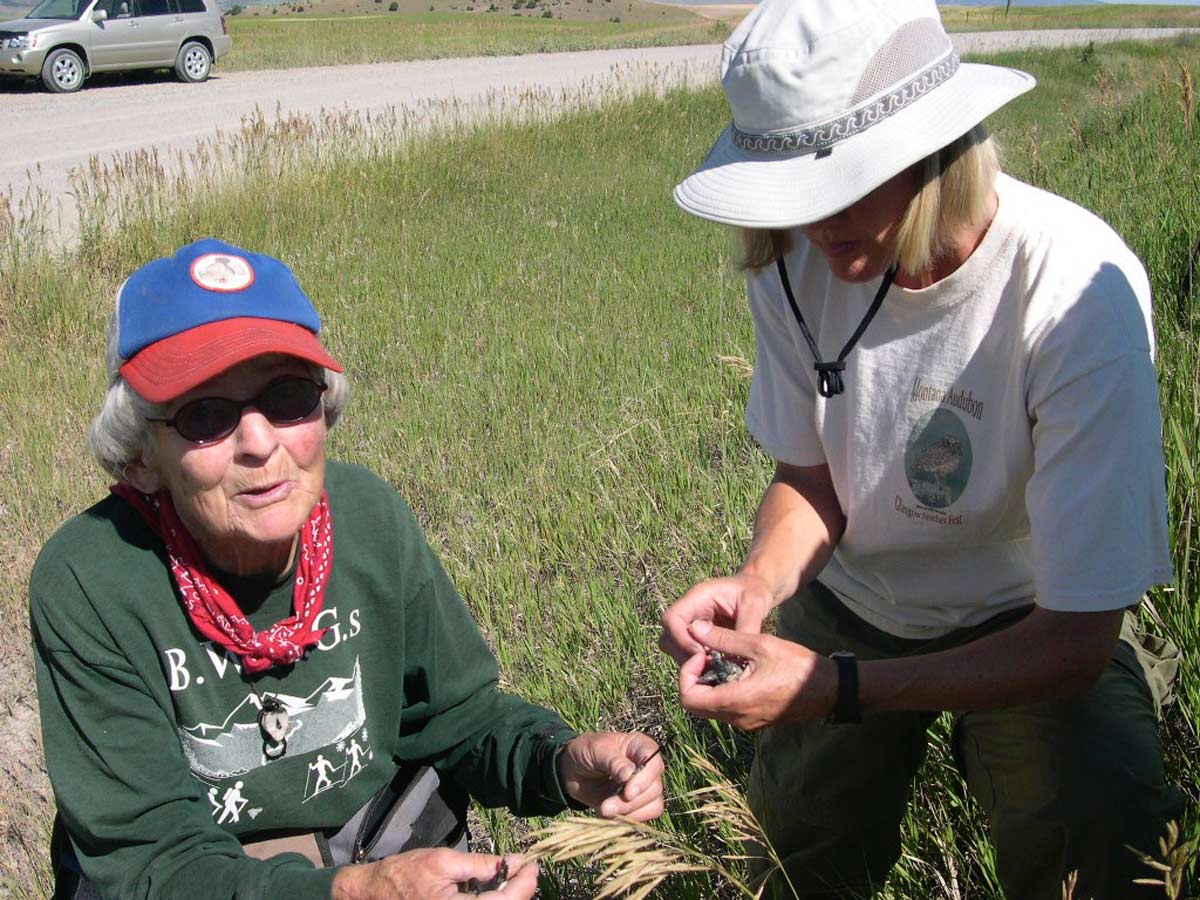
[92,7,108,21]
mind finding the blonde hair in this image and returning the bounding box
[738,125,1000,277]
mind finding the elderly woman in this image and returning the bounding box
[32,239,665,900]
[658,1,1182,898]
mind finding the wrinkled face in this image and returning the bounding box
[801,166,920,284]
[131,355,326,576]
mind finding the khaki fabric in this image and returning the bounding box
[241,833,324,867]
[747,583,1185,900]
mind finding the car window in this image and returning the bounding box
[93,0,133,18]
[133,0,171,15]
[26,0,88,19]
[175,0,206,12]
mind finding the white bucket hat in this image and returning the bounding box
[674,0,1036,228]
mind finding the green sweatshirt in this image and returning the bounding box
[30,461,578,900]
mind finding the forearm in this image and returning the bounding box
[442,693,578,817]
[398,570,577,817]
[741,463,845,605]
[159,853,338,900]
[858,607,1124,713]
[331,866,363,900]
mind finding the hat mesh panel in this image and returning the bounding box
[849,18,953,106]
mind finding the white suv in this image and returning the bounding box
[0,0,232,92]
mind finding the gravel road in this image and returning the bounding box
[2,27,1197,236]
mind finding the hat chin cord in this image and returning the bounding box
[775,257,897,399]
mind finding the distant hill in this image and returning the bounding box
[937,1,1101,5]
[2,0,704,15]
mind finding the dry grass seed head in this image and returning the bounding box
[527,748,778,897]
[528,815,707,900]
[717,354,753,379]
[1179,61,1195,134]
[1128,820,1195,898]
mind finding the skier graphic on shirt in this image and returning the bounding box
[309,755,336,794]
[346,738,367,780]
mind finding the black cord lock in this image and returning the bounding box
[813,361,847,398]
[776,257,897,400]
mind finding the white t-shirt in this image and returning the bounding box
[745,174,1173,639]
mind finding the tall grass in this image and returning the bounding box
[939,4,1200,32]
[1,38,1198,898]
[219,11,732,70]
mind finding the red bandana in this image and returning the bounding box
[111,484,333,674]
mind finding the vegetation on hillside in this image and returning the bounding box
[940,3,1200,32]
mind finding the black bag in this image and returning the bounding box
[243,763,468,866]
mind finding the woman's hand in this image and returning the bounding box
[557,732,665,821]
[679,621,837,730]
[659,573,774,666]
[331,848,536,900]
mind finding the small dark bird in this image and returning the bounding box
[697,650,746,686]
[462,859,508,895]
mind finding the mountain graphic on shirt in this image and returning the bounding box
[177,657,366,780]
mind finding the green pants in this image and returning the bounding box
[747,582,1184,900]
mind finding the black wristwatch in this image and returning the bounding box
[826,650,862,725]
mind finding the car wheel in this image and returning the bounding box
[175,41,212,83]
[41,47,85,93]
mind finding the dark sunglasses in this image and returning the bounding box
[147,376,327,445]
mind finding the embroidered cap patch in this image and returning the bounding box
[190,253,256,293]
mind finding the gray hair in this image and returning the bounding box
[89,313,349,479]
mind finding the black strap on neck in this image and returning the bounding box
[776,257,897,399]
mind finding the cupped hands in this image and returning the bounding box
[678,621,838,730]
[658,573,774,665]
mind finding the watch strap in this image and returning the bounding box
[827,651,861,725]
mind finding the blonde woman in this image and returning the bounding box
[658,1,1183,897]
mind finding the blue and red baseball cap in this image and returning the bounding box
[114,239,343,403]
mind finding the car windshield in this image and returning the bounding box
[26,0,92,19]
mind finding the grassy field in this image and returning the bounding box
[2,35,1198,900]
[208,3,1199,73]
[940,4,1200,31]
[237,0,713,22]
[220,8,730,70]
